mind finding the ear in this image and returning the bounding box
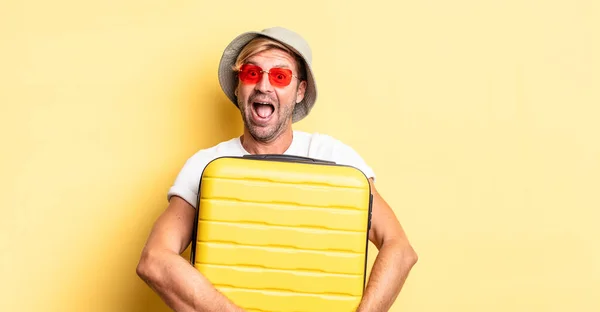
[296,80,307,103]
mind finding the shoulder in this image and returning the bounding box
[186,137,242,164]
[167,137,244,208]
[177,139,237,175]
[299,131,376,180]
[293,131,346,153]
[299,131,362,158]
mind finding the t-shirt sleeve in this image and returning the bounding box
[167,150,214,209]
[330,138,376,181]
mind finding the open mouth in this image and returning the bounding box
[252,102,275,119]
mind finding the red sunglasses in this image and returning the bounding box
[238,64,299,88]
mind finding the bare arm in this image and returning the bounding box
[136,196,245,312]
[356,178,419,312]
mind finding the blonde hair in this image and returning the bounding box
[232,37,306,80]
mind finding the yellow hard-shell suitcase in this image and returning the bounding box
[190,154,373,312]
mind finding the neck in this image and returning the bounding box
[241,127,294,155]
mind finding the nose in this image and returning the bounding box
[255,71,273,93]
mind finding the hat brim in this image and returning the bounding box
[217,31,317,123]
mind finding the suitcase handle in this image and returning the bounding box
[242,154,336,165]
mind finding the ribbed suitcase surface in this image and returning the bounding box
[190,155,372,312]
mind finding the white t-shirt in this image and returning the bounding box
[167,130,376,209]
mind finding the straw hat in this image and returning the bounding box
[217,27,317,123]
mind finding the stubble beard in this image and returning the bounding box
[238,95,295,143]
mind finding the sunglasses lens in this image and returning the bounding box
[269,68,293,87]
[239,64,261,84]
[238,64,294,87]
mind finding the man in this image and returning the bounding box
[136,27,418,312]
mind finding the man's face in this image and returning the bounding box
[235,49,306,142]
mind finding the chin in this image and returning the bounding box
[247,124,281,142]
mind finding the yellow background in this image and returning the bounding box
[1,0,598,311]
